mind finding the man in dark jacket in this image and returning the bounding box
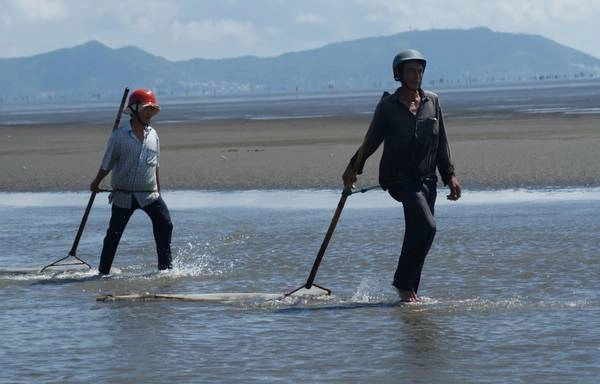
[342,49,461,302]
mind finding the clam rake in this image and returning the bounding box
[284,185,380,297]
[38,192,97,272]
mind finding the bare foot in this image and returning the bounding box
[396,288,419,302]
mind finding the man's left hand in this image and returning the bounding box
[446,175,461,201]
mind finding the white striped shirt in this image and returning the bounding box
[100,121,160,208]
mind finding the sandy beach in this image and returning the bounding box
[0,113,598,191]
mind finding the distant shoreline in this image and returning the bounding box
[1,113,598,192]
[2,79,600,127]
[3,77,600,109]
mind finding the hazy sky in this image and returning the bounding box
[1,0,599,60]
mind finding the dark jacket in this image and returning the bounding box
[350,88,455,188]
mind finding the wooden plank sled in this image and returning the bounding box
[97,286,330,302]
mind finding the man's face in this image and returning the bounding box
[401,61,424,91]
[138,105,160,125]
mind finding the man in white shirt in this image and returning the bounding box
[90,89,173,275]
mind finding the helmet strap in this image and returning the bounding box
[393,65,402,82]
[130,104,149,128]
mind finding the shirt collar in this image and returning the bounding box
[393,87,428,100]
[125,121,152,143]
[125,120,152,133]
[392,87,429,106]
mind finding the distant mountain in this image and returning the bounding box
[1,27,599,102]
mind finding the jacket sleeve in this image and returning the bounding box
[435,101,455,185]
[348,99,386,174]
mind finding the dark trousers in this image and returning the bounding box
[388,180,437,293]
[99,196,173,274]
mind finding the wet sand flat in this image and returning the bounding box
[0,114,598,191]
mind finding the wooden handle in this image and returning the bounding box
[304,190,349,288]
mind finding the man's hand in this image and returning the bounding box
[446,175,461,201]
[90,179,101,193]
[342,164,358,189]
[90,168,109,193]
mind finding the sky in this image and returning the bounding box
[1,0,600,61]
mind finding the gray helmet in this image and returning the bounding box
[393,49,427,81]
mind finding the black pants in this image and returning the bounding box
[388,180,437,293]
[99,196,173,274]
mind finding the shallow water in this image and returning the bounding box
[1,189,600,383]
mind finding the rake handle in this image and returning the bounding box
[67,191,97,257]
[304,188,350,288]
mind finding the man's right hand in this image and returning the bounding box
[90,179,100,193]
[90,168,109,193]
[342,165,357,189]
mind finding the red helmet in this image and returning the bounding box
[128,88,160,111]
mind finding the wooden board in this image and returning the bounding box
[97,287,330,302]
